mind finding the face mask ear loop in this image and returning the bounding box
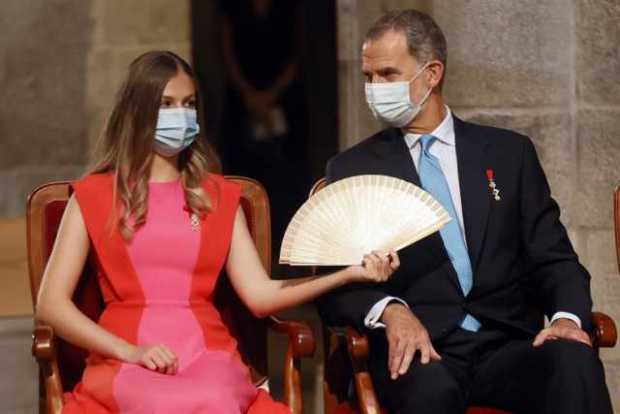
[409,62,433,107]
[407,61,431,84]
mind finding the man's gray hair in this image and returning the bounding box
[366,9,447,67]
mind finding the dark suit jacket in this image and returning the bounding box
[316,116,593,340]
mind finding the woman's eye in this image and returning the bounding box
[160,101,171,108]
[186,101,196,108]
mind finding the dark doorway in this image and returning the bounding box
[191,1,338,274]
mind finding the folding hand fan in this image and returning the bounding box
[279,174,451,266]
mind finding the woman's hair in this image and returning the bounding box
[88,50,218,240]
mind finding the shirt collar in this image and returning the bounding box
[403,106,455,149]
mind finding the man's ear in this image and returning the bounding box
[426,60,445,90]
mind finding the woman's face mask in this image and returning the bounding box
[154,108,200,157]
[364,62,432,128]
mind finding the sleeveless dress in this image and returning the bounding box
[63,173,290,414]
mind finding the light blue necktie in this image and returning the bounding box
[418,134,481,332]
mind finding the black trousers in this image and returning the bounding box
[369,327,613,414]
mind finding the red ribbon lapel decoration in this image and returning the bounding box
[486,169,501,201]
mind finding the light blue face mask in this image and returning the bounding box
[154,108,200,157]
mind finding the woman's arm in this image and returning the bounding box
[226,207,399,318]
[36,196,178,374]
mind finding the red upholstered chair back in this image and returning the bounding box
[27,176,272,396]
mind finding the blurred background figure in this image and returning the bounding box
[218,0,309,268]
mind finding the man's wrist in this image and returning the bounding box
[381,302,408,323]
[551,317,580,330]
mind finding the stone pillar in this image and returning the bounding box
[0,0,94,218]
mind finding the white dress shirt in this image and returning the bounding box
[364,107,581,329]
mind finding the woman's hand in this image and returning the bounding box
[123,344,179,375]
[345,250,400,283]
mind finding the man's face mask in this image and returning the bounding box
[364,62,432,128]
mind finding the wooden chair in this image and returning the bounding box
[28,176,315,414]
[310,178,618,414]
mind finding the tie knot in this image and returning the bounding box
[420,134,437,153]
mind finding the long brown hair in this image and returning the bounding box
[89,51,217,240]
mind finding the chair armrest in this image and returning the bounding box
[591,311,617,348]
[344,327,382,414]
[268,316,316,358]
[32,324,64,414]
[268,316,316,414]
[345,327,370,362]
[33,324,56,361]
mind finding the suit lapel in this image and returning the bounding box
[454,117,490,272]
[373,128,421,185]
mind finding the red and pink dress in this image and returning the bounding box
[63,173,289,414]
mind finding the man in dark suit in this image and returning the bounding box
[317,9,612,413]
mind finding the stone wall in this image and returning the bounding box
[0,0,192,218]
[337,0,620,410]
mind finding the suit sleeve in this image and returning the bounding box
[314,157,395,332]
[519,137,593,332]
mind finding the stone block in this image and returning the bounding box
[576,0,620,106]
[432,0,572,108]
[96,0,191,46]
[575,109,620,228]
[1,1,92,170]
[337,0,363,62]
[1,0,92,48]
[461,111,577,226]
[0,317,37,413]
[583,230,618,276]
[0,165,85,218]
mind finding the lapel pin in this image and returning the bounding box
[486,169,501,201]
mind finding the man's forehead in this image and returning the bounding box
[363,30,408,56]
[362,30,414,68]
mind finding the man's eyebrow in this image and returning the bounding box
[376,66,402,75]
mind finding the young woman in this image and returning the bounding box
[36,51,399,414]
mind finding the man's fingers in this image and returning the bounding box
[430,344,442,361]
[535,326,593,348]
[389,339,407,380]
[533,329,550,347]
[398,343,416,375]
[565,329,592,347]
[420,343,431,364]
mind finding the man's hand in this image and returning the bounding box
[533,318,592,347]
[381,303,441,380]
